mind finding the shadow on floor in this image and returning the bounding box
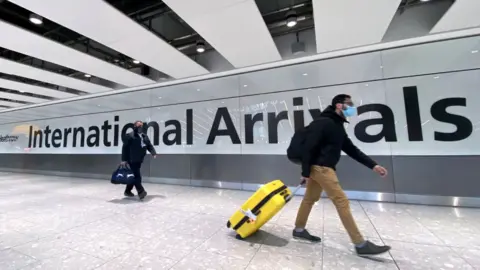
[228,230,290,247]
[107,194,166,204]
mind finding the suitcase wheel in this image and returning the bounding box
[226,221,231,228]
[235,234,243,240]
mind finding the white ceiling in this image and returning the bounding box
[0,91,49,103]
[313,0,402,53]
[0,20,154,87]
[0,78,77,99]
[431,0,480,33]
[9,0,209,79]
[163,0,282,68]
[0,57,113,94]
[0,0,479,112]
[0,100,23,107]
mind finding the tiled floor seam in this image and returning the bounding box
[243,230,266,270]
[358,201,400,270]
[321,198,325,270]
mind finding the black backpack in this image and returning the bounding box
[287,119,322,165]
[286,126,308,165]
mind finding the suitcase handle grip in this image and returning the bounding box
[286,184,304,202]
[240,209,257,221]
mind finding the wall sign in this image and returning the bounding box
[0,74,478,156]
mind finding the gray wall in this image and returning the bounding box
[1,153,479,207]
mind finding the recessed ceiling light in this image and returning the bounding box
[365,84,369,87]
[433,76,440,79]
[302,73,308,76]
[29,14,43,25]
[286,20,297,28]
[243,84,248,87]
[472,50,479,54]
[196,41,206,53]
[132,59,140,64]
[158,97,162,99]
[196,89,200,91]
[420,0,431,2]
[84,74,92,78]
[286,11,297,28]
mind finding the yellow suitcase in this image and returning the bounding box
[227,180,302,239]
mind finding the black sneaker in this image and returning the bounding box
[138,191,147,200]
[292,229,321,242]
[355,241,391,256]
[124,191,135,197]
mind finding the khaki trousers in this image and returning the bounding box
[295,165,365,244]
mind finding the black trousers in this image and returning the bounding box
[125,162,145,193]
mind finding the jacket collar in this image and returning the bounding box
[320,105,349,124]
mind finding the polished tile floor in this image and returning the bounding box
[0,172,479,269]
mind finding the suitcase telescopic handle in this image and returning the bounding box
[285,183,305,202]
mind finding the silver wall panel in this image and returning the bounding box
[0,153,478,206]
[148,155,190,179]
[392,156,480,197]
[381,36,480,78]
[336,156,395,192]
[149,76,240,106]
[239,52,383,96]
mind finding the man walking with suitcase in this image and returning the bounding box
[293,94,391,256]
[121,120,157,200]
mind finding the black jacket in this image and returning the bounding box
[121,132,157,164]
[301,106,377,177]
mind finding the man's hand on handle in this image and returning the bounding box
[373,165,388,177]
[300,177,310,186]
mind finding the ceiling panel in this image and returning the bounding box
[0,57,112,93]
[0,100,24,107]
[313,0,401,53]
[0,20,154,87]
[163,0,282,68]
[9,0,209,79]
[0,92,49,103]
[431,0,480,33]
[0,78,77,99]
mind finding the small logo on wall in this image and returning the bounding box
[0,135,19,143]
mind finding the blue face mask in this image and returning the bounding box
[342,106,357,118]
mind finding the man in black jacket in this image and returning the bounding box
[121,120,157,200]
[293,94,391,256]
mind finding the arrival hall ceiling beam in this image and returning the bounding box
[162,0,282,68]
[0,57,113,93]
[430,0,480,33]
[0,19,154,87]
[0,91,49,103]
[0,100,24,107]
[9,0,209,79]
[0,78,76,99]
[313,0,402,53]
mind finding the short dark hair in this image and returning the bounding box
[331,94,351,106]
